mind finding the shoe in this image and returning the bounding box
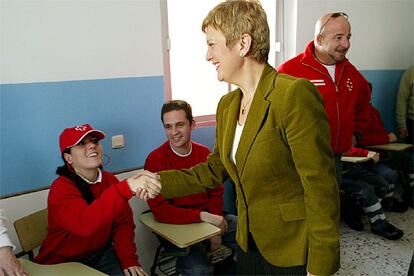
[371,222,404,240]
[382,197,408,213]
[343,213,364,231]
[208,245,233,264]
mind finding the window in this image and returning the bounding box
[164,0,277,124]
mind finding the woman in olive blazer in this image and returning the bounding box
[157,1,340,275]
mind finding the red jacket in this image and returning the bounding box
[144,141,224,224]
[356,104,391,146]
[277,41,371,154]
[35,171,139,269]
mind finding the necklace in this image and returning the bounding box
[241,95,253,115]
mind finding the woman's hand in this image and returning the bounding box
[123,266,148,276]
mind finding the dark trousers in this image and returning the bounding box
[158,214,237,276]
[236,233,306,275]
[404,118,413,144]
[378,150,413,174]
[79,243,123,276]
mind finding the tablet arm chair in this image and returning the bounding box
[14,208,48,261]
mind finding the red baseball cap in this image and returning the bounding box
[59,124,105,153]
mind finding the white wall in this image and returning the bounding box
[284,0,414,70]
[0,169,159,272]
[0,0,163,270]
[0,0,164,84]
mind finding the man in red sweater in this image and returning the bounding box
[145,100,237,275]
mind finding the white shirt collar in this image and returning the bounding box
[77,169,102,185]
[169,142,192,157]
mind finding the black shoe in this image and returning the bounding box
[382,197,409,213]
[214,254,236,275]
[371,222,404,240]
[343,213,364,231]
[341,193,364,231]
[402,186,414,208]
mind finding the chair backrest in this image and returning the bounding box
[14,208,48,260]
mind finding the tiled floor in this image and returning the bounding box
[335,207,414,275]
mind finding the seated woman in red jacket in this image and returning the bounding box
[35,123,157,276]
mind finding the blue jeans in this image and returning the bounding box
[159,214,237,276]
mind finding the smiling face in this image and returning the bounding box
[315,16,351,65]
[163,109,194,155]
[63,134,103,177]
[205,26,242,83]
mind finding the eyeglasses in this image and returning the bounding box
[318,12,348,35]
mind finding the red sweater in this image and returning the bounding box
[35,170,139,269]
[356,105,390,146]
[343,147,370,157]
[144,141,224,224]
[277,41,371,154]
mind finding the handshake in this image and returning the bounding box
[127,170,162,200]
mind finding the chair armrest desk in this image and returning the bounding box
[18,258,106,276]
[139,212,221,248]
[365,143,413,151]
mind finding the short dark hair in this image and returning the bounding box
[161,100,193,124]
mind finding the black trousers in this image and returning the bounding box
[236,233,306,275]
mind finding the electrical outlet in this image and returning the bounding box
[112,135,125,149]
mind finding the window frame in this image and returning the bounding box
[161,0,280,127]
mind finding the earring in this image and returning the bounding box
[240,52,244,57]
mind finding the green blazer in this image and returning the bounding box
[160,64,340,275]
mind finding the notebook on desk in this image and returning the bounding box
[341,156,371,163]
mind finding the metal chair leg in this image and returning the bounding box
[151,244,162,275]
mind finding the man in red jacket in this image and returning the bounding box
[277,12,391,235]
[277,12,371,176]
[144,100,237,275]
